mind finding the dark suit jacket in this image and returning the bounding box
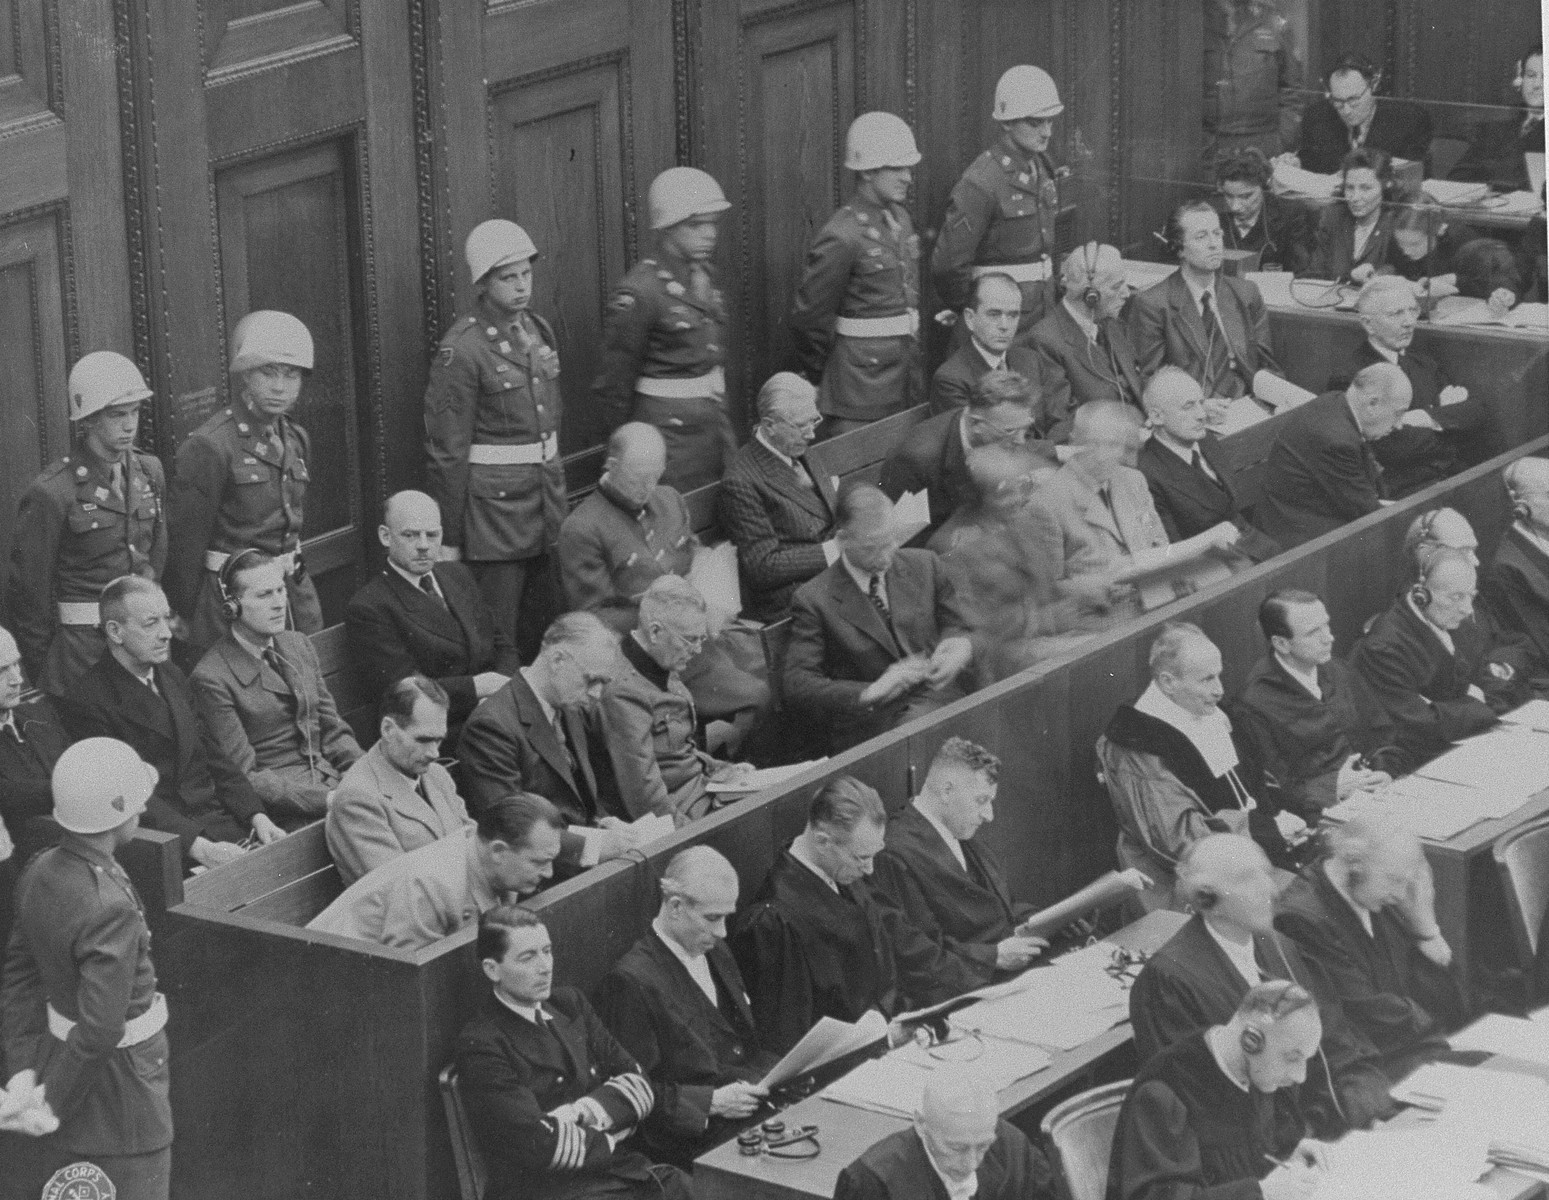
[1028,304,1145,440]
[1450,113,1544,192]
[1298,98,1434,175]
[592,933,775,1163]
[454,988,665,1200]
[927,342,1047,417]
[1214,192,1314,274]
[1350,596,1514,764]
[871,803,1024,975]
[1127,271,1281,400]
[836,1122,1047,1200]
[1306,205,1415,282]
[1253,389,1385,549]
[62,651,262,855]
[0,696,67,834]
[785,549,971,749]
[1484,523,1549,667]
[1137,433,1244,541]
[717,437,836,622]
[1276,865,1462,1079]
[345,562,518,736]
[455,672,604,864]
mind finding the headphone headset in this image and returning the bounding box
[1334,148,1398,201]
[1079,241,1102,311]
[218,548,267,622]
[1325,54,1382,96]
[1407,510,1443,607]
[1239,980,1311,1056]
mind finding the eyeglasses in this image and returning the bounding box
[773,412,823,434]
[664,626,707,653]
[1328,84,1373,110]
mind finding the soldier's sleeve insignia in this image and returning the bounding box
[436,345,455,367]
[610,292,636,312]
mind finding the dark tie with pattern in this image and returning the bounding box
[419,573,447,610]
[868,573,889,617]
[552,713,578,776]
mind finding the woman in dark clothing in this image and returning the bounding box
[1450,45,1543,194]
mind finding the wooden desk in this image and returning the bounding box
[692,910,1187,1200]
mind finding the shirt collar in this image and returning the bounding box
[0,710,18,739]
[520,666,558,726]
[919,1133,980,1200]
[388,560,437,590]
[652,915,705,969]
[1205,1026,1252,1093]
[1368,338,1401,364]
[232,625,275,658]
[1152,428,1201,463]
[1182,270,1219,309]
[789,838,841,893]
[1406,592,1456,652]
[754,427,796,469]
[1134,681,1239,777]
[840,553,881,599]
[623,631,673,693]
[972,339,1006,372]
[1204,920,1262,986]
[492,989,543,1024]
[915,801,965,861]
[1273,653,1323,698]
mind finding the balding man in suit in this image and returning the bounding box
[346,490,519,748]
[784,484,974,752]
[1253,363,1410,549]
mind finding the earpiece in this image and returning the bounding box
[1505,461,1532,521]
[1410,582,1433,610]
[1163,210,1185,256]
[1080,241,1102,311]
[1240,1024,1268,1054]
[218,548,265,622]
[1324,54,1382,98]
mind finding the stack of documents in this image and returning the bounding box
[1325,772,1520,842]
[820,1037,1052,1119]
[946,943,1132,1050]
[1276,1128,1493,1200]
[1413,725,1549,808]
[1272,161,1340,198]
[1394,1054,1549,1179]
[759,1010,888,1090]
[1429,299,1549,328]
[706,760,825,795]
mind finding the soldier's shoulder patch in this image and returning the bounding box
[436,345,456,367]
[610,292,637,312]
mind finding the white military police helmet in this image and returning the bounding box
[52,738,158,835]
[993,65,1064,122]
[648,168,731,231]
[229,310,315,374]
[844,112,922,172]
[465,219,540,284]
[68,352,153,423]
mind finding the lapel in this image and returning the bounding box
[1506,525,1549,590]
[558,705,598,807]
[1211,279,1250,363]
[363,744,448,839]
[707,940,758,1034]
[897,804,973,882]
[827,563,904,658]
[1310,867,1378,949]
[101,654,174,740]
[494,996,577,1076]
[750,437,831,522]
[1166,272,1213,367]
[436,566,487,655]
[511,675,580,797]
[961,838,1014,916]
[384,568,467,649]
[1067,464,1123,542]
[545,1001,590,1081]
[71,456,129,517]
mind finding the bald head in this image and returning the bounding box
[658,845,740,956]
[1405,507,1479,572]
[604,422,668,507]
[914,1067,999,1183]
[1345,362,1412,439]
[1143,367,1209,446]
[379,490,444,576]
[1062,243,1129,321]
[0,624,22,712]
[1507,457,1549,535]
[1177,834,1277,933]
[661,845,740,903]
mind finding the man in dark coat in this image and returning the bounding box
[1275,815,1463,1083]
[0,626,68,863]
[729,776,986,1055]
[455,906,691,1200]
[1350,552,1534,765]
[1227,590,1402,817]
[455,612,629,873]
[784,485,975,753]
[1296,57,1433,175]
[592,847,775,1166]
[837,1067,1054,1200]
[871,737,1046,979]
[60,577,275,871]
[1253,364,1410,550]
[345,491,519,747]
[882,369,1054,546]
[1107,982,1325,1200]
[1449,45,1544,193]
[1484,457,1549,666]
[928,273,1049,415]
[717,373,837,622]
[1129,834,1396,1136]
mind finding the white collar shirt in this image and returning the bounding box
[1275,653,1323,700]
[1205,921,1263,986]
[652,915,717,1006]
[916,802,968,870]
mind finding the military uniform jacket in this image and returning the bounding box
[789,194,922,420]
[424,301,567,561]
[165,402,309,617]
[592,932,776,1157]
[1202,0,1303,143]
[592,249,729,429]
[7,448,166,677]
[454,987,658,1200]
[2,835,172,1155]
[558,484,694,627]
[932,134,1060,314]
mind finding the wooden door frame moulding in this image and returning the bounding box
[1107,0,1125,245]
[0,202,75,465]
[672,0,696,163]
[407,0,452,354]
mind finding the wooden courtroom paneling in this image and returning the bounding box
[425,0,677,462]
[113,0,422,622]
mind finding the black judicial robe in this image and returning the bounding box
[592,932,776,1165]
[870,803,1025,977]
[1227,653,1403,816]
[728,848,983,1054]
[1484,524,1549,669]
[1129,914,1395,1136]
[1106,1032,1304,1200]
[837,1120,1054,1200]
[1275,865,1462,1081]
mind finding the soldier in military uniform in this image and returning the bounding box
[1203,0,1304,165]
[790,112,925,436]
[2,738,173,1200]
[7,352,166,698]
[592,167,736,493]
[933,66,1067,344]
[424,219,567,658]
[165,310,322,656]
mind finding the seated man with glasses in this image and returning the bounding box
[1295,55,1433,176]
[596,575,751,826]
[881,368,1056,547]
[718,373,837,623]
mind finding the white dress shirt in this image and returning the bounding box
[841,554,888,612]
[790,838,841,893]
[1134,682,1241,778]
[652,915,718,1006]
[389,559,444,602]
[1275,653,1322,700]
[921,1135,980,1200]
[1327,869,1375,937]
[917,802,968,870]
[972,340,1007,372]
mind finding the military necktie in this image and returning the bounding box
[688,264,713,305]
[419,573,447,610]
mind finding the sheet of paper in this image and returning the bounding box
[705,759,826,794]
[1285,1128,1492,1200]
[1252,369,1316,411]
[1414,727,1549,801]
[1120,259,1175,292]
[893,489,932,542]
[686,540,741,631]
[1422,179,1491,206]
[1450,1014,1549,1067]
[1207,395,1272,436]
[628,813,675,846]
[758,1010,888,1090]
[1244,270,1296,308]
[1272,161,1340,198]
[1134,556,1235,611]
[820,1053,933,1117]
[1429,298,1549,328]
[1501,700,1549,733]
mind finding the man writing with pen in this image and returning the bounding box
[1107,980,1330,1200]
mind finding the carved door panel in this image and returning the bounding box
[116,0,423,624]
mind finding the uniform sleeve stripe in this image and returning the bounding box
[548,1119,585,1170]
[605,1073,654,1120]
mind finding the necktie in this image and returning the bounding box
[552,713,578,775]
[109,461,126,502]
[868,573,889,617]
[263,647,303,729]
[419,574,446,609]
[1199,291,1233,388]
[3,719,22,743]
[688,264,713,304]
[415,777,434,807]
[793,457,817,491]
[144,672,160,698]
